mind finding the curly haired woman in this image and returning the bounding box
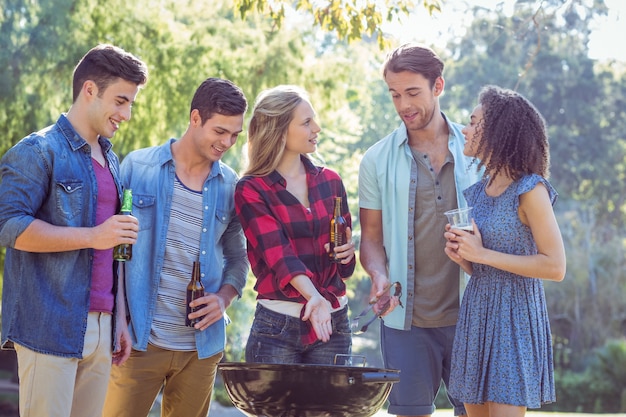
[444,85,566,417]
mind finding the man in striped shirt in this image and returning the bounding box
[102,78,249,417]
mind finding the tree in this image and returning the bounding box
[0,0,383,365]
[233,0,442,48]
[442,0,626,368]
[2,0,626,401]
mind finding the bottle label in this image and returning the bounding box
[120,189,133,213]
[114,189,133,261]
[329,197,346,263]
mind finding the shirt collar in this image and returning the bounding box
[58,114,113,154]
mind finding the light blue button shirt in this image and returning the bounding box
[359,115,483,330]
[120,139,249,358]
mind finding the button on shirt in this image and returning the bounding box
[358,114,483,330]
[410,148,461,328]
[120,139,249,359]
[235,156,356,344]
[0,114,123,357]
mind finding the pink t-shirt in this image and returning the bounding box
[89,158,117,313]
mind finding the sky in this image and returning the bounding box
[386,0,626,61]
[587,0,626,60]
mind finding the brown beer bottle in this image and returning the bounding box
[186,261,205,327]
[329,196,347,263]
[113,189,133,261]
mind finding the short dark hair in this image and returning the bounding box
[476,85,550,181]
[382,43,444,88]
[190,78,248,124]
[72,44,148,102]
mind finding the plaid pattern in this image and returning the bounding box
[235,157,355,344]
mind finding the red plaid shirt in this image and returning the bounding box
[235,157,355,344]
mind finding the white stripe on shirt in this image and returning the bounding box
[149,178,203,351]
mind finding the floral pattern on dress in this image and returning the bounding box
[448,174,557,408]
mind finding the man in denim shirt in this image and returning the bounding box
[0,44,148,417]
[103,78,249,417]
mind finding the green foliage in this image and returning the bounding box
[223,273,256,363]
[546,339,626,413]
[547,206,626,366]
[1,3,626,413]
[212,377,234,407]
[443,1,626,376]
[233,0,442,49]
[443,0,625,229]
[592,339,626,398]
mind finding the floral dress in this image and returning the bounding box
[448,174,557,408]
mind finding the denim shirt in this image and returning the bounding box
[0,114,122,357]
[121,139,249,359]
[359,114,483,330]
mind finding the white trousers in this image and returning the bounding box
[15,312,112,417]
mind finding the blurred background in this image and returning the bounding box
[1,0,625,413]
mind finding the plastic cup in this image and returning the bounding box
[444,207,473,233]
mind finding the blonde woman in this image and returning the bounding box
[235,85,356,364]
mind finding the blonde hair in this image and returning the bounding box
[244,85,312,177]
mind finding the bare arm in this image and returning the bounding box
[450,184,566,281]
[359,208,394,301]
[290,274,332,342]
[14,215,139,252]
[188,272,335,342]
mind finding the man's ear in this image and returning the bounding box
[190,108,202,127]
[433,76,445,97]
[82,80,98,100]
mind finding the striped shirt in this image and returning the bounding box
[149,178,202,351]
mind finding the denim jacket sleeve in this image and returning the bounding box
[0,115,119,357]
[210,162,249,296]
[219,211,248,296]
[0,140,42,246]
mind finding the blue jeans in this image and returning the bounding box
[245,304,352,365]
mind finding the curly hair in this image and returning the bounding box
[474,85,550,183]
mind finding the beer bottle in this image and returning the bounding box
[329,196,347,263]
[186,261,205,327]
[113,189,133,261]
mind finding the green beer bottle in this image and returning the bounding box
[113,189,133,261]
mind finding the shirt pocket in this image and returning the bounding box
[133,193,156,231]
[214,207,232,238]
[55,180,83,222]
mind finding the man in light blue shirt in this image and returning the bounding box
[103,78,249,417]
[359,44,482,417]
